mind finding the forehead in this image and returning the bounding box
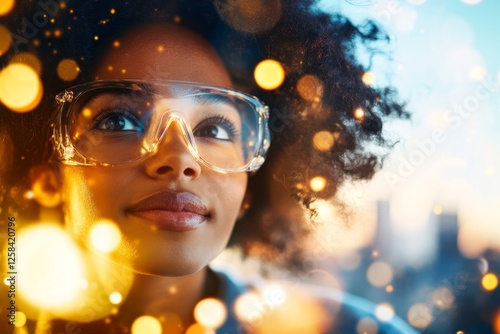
[93,23,232,87]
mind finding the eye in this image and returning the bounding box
[194,124,231,140]
[193,116,239,142]
[94,111,144,132]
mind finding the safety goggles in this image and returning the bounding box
[51,80,271,173]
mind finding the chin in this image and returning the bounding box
[129,259,207,277]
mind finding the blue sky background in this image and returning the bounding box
[314,0,500,266]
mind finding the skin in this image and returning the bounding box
[50,23,248,326]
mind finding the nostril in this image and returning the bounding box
[156,166,173,175]
[183,168,197,177]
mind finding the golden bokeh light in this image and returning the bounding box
[215,0,282,34]
[109,291,123,305]
[10,52,43,74]
[186,323,215,334]
[354,107,365,121]
[356,317,378,334]
[0,0,15,16]
[386,285,394,293]
[297,74,324,101]
[89,220,122,254]
[131,315,162,334]
[57,58,80,81]
[313,131,335,152]
[254,59,285,90]
[493,310,500,333]
[407,303,433,329]
[23,190,35,200]
[234,292,262,324]
[14,311,27,327]
[0,63,43,113]
[375,303,395,322]
[17,224,86,309]
[310,176,327,192]
[82,108,93,118]
[0,25,11,55]
[113,40,120,48]
[482,273,499,291]
[194,298,227,329]
[431,287,454,309]
[367,261,394,287]
[362,71,376,86]
[433,205,443,215]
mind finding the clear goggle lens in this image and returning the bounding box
[54,81,270,173]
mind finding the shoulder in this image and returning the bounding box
[211,267,418,334]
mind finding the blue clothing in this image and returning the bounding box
[213,268,419,334]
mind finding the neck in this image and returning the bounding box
[118,267,209,326]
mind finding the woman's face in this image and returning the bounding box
[59,24,248,276]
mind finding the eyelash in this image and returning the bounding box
[92,108,144,131]
[196,115,240,140]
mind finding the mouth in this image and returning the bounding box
[126,191,209,232]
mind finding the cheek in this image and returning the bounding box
[209,174,248,223]
[60,168,129,237]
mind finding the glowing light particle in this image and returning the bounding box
[82,108,92,118]
[354,107,365,121]
[109,292,123,305]
[0,25,11,55]
[432,287,454,309]
[433,205,443,215]
[186,323,215,334]
[23,190,35,200]
[0,0,15,16]
[313,131,334,152]
[297,74,323,101]
[482,273,498,291]
[356,317,378,334]
[194,298,227,329]
[131,315,162,334]
[17,224,85,309]
[234,292,262,324]
[375,303,394,322]
[310,176,327,192]
[57,58,80,81]
[157,45,165,53]
[0,63,43,113]
[493,310,500,333]
[15,311,27,327]
[89,220,122,254]
[362,72,376,85]
[407,303,432,329]
[110,8,116,14]
[94,35,99,41]
[254,59,285,90]
[113,40,120,48]
[367,261,394,287]
[386,285,394,293]
[469,65,486,81]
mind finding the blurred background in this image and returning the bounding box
[300,0,500,332]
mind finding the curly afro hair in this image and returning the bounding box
[1,0,408,271]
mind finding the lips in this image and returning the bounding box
[127,191,209,231]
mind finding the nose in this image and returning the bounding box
[144,119,201,180]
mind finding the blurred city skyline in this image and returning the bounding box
[318,0,500,261]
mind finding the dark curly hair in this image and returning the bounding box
[1,0,408,271]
